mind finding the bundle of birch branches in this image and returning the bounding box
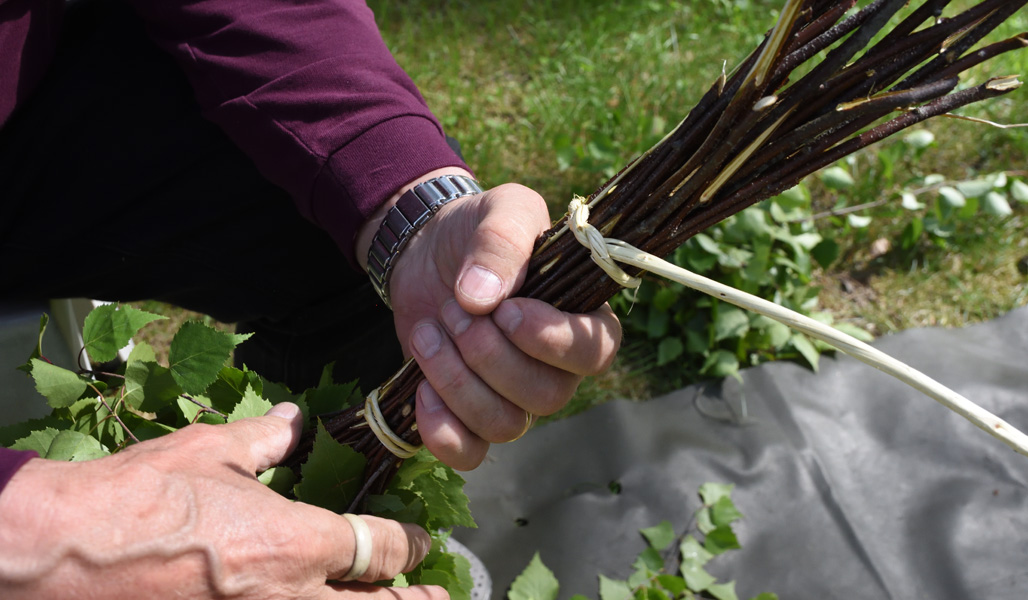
[289,0,1028,502]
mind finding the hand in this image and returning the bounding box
[0,404,446,600]
[363,169,622,470]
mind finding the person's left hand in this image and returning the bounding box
[367,169,622,470]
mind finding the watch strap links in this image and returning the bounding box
[367,174,482,308]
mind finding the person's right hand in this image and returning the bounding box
[0,403,447,600]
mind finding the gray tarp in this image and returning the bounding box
[454,307,1028,599]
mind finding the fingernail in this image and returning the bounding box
[411,323,443,359]
[493,301,523,335]
[458,265,504,303]
[266,402,299,420]
[418,382,445,413]
[442,299,472,336]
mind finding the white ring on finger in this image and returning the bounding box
[341,513,372,581]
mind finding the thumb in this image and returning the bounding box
[455,183,550,314]
[224,402,304,473]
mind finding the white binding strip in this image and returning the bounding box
[568,200,1028,457]
[362,389,421,459]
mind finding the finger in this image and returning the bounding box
[218,402,304,473]
[320,583,450,600]
[416,381,490,471]
[492,299,622,376]
[409,318,529,443]
[454,184,550,314]
[441,299,580,417]
[315,512,433,583]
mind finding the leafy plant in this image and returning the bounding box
[1,306,477,600]
[507,483,775,600]
[808,130,1028,257]
[611,184,873,387]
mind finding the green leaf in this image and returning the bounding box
[700,350,740,381]
[598,574,633,600]
[820,166,854,190]
[708,581,740,600]
[714,306,749,342]
[126,342,158,364]
[293,421,367,514]
[387,449,475,531]
[680,534,713,569]
[82,304,166,363]
[750,593,779,600]
[789,333,820,372]
[955,178,994,198]
[1011,179,1028,203]
[696,507,716,535]
[176,395,227,425]
[17,314,49,374]
[417,541,473,600]
[846,214,872,229]
[657,337,684,366]
[632,546,665,574]
[810,238,839,269]
[0,415,68,448]
[44,430,110,461]
[704,525,741,555]
[699,482,735,506]
[9,427,61,454]
[640,520,676,550]
[168,322,252,395]
[773,184,809,209]
[509,553,560,600]
[652,286,680,312]
[122,361,182,412]
[646,306,670,339]
[900,192,925,211]
[982,191,1013,217]
[680,538,717,592]
[656,574,688,596]
[938,186,966,208]
[904,129,934,149]
[257,466,297,496]
[30,359,93,408]
[306,381,362,417]
[227,385,273,422]
[261,377,311,430]
[901,217,924,249]
[710,496,744,528]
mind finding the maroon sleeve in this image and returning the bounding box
[125,0,469,265]
[0,448,37,496]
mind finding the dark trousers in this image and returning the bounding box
[0,0,403,392]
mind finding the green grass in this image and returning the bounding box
[367,0,1028,409]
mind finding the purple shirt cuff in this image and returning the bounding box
[312,114,468,269]
[0,448,37,496]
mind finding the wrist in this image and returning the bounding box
[355,166,474,272]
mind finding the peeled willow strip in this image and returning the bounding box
[567,200,1028,457]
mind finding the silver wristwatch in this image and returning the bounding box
[367,174,483,309]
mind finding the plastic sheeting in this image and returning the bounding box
[454,307,1028,599]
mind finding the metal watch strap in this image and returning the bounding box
[367,174,483,308]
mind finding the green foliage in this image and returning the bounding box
[811,130,1026,257]
[508,483,775,600]
[612,183,860,385]
[83,304,165,363]
[5,306,475,597]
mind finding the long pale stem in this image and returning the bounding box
[596,237,1028,457]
